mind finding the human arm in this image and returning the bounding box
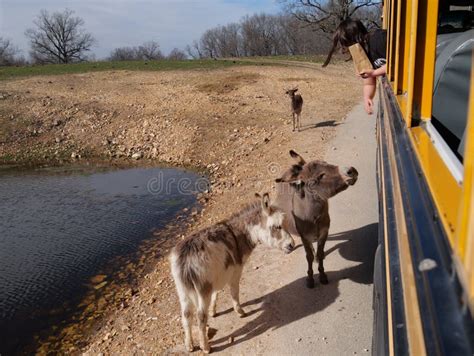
[360,64,387,79]
[363,76,376,115]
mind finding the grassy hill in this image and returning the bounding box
[0,55,331,81]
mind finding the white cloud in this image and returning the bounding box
[0,0,280,59]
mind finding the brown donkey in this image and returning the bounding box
[285,88,303,132]
[170,193,295,353]
[274,150,358,288]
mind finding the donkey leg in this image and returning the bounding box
[292,113,296,131]
[297,113,301,132]
[301,237,315,288]
[181,297,194,352]
[197,292,212,354]
[210,291,218,317]
[229,267,246,317]
[316,228,329,284]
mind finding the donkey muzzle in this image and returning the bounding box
[284,242,295,254]
[342,166,358,185]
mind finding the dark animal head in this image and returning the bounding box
[275,150,358,200]
[254,192,295,254]
[285,88,298,97]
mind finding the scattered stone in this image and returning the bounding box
[103,332,111,341]
[132,152,143,160]
[55,137,62,143]
[228,336,234,344]
[70,152,80,159]
[53,119,62,126]
[94,281,108,290]
[90,274,107,284]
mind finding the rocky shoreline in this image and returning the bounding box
[0,63,360,354]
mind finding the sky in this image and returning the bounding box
[0,0,282,59]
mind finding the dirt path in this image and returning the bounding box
[1,61,365,354]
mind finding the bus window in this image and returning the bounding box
[432,2,474,162]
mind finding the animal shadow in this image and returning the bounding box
[210,223,378,352]
[298,120,341,132]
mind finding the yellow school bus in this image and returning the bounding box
[373,0,473,354]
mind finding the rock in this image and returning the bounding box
[228,336,234,344]
[70,152,80,159]
[148,297,156,305]
[132,152,143,160]
[53,119,62,126]
[55,137,62,143]
[90,274,107,284]
[94,281,108,290]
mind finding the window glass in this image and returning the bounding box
[432,1,474,162]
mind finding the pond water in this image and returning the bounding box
[0,165,206,354]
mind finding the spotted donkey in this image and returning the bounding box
[170,193,295,353]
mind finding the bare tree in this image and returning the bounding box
[167,48,187,60]
[0,37,22,66]
[137,41,163,60]
[109,46,138,61]
[25,9,95,64]
[281,0,381,33]
[186,40,203,59]
[277,15,330,55]
[109,41,165,61]
[186,12,334,60]
[241,14,280,56]
[200,28,220,58]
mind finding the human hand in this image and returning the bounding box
[364,97,374,115]
[360,69,375,79]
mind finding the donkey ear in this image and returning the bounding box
[315,172,325,184]
[289,150,306,165]
[261,192,271,212]
[275,163,303,183]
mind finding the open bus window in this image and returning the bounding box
[432,1,473,163]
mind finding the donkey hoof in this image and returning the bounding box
[202,346,212,354]
[305,277,315,289]
[185,344,194,352]
[236,308,247,318]
[319,273,329,284]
